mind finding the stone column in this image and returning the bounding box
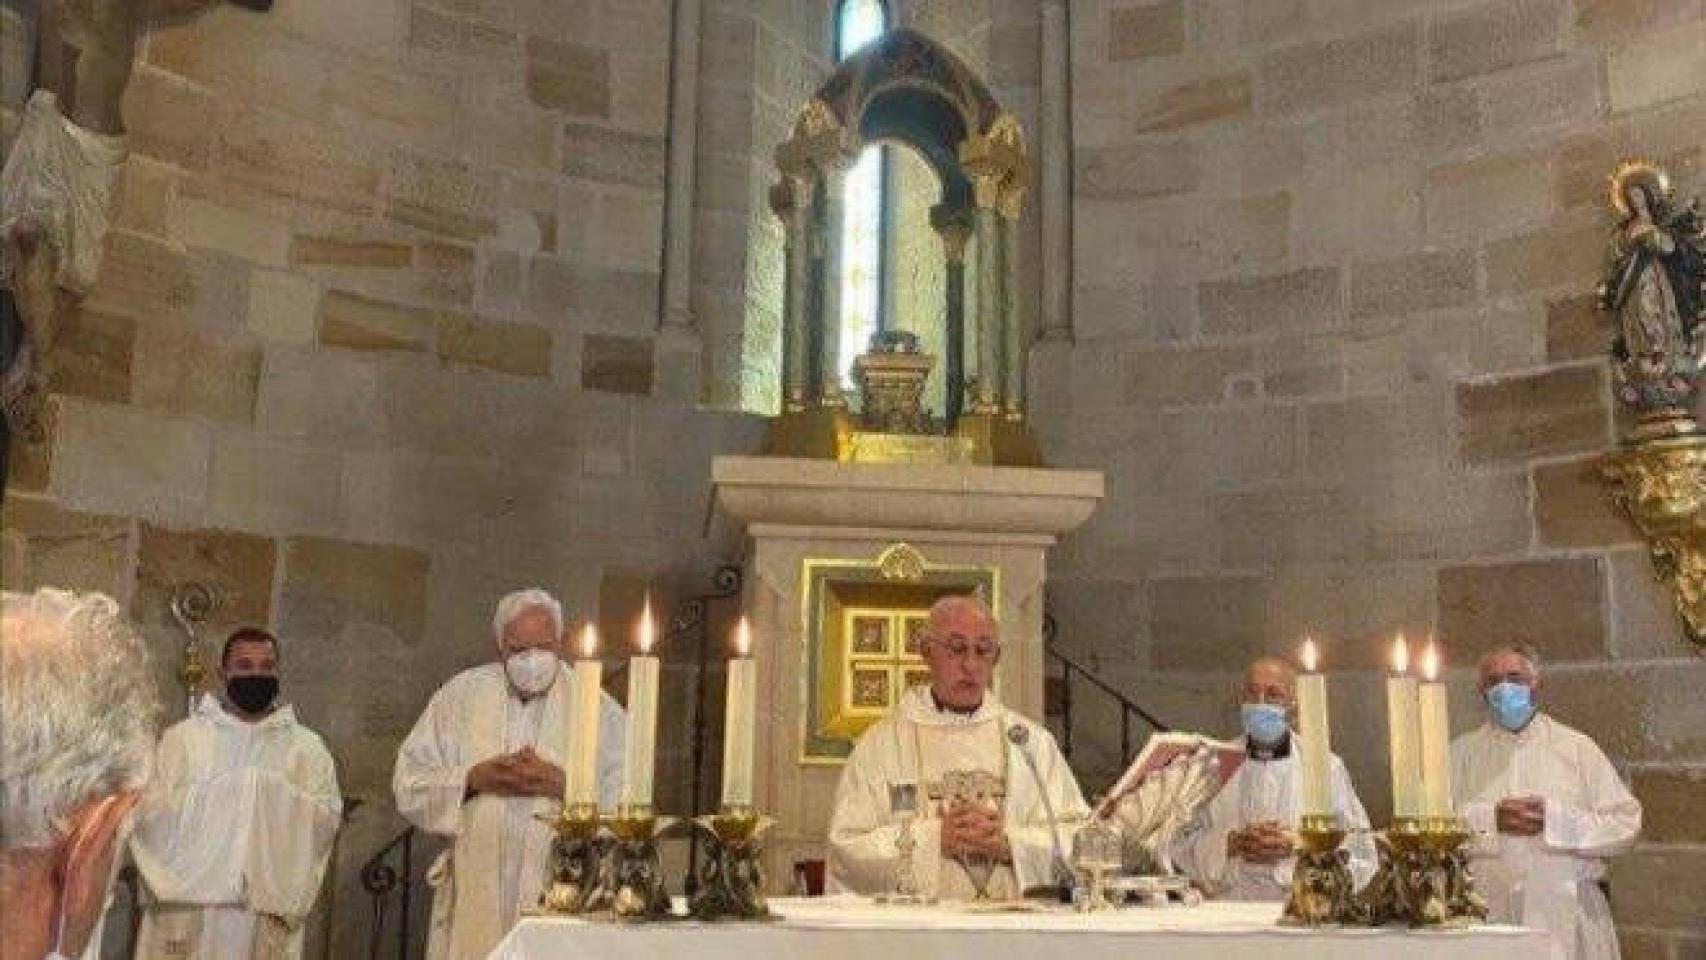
[817,166,848,407]
[1038,0,1072,344]
[660,0,701,334]
[972,205,1003,414]
[933,204,973,425]
[773,177,813,412]
[1000,212,1025,416]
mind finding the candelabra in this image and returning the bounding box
[1281,814,1362,926]
[537,804,611,915]
[607,806,675,921]
[1358,817,1486,927]
[687,806,775,921]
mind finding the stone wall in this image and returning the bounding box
[1,1,763,955]
[1042,2,1704,956]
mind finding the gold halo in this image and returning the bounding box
[1608,160,1672,217]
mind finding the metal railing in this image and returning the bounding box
[1042,614,1170,769]
[360,824,421,960]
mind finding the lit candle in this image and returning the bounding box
[1385,634,1423,820]
[567,624,603,809]
[1417,640,1454,818]
[720,617,757,809]
[620,597,661,809]
[1296,638,1333,817]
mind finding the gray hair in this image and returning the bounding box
[1,588,159,850]
[1480,642,1542,677]
[926,594,998,640]
[491,588,564,644]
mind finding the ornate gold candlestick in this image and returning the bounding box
[687,805,775,921]
[537,803,610,915]
[1358,816,1486,927]
[1281,814,1363,926]
[607,805,676,921]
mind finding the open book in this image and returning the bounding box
[1094,732,1245,818]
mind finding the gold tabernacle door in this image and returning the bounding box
[801,543,998,763]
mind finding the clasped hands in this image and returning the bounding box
[466,746,565,799]
[938,801,1011,862]
[1226,820,1296,865]
[1495,795,1546,836]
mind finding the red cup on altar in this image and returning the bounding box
[793,859,826,896]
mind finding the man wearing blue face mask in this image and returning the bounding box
[1173,657,1375,901]
[1451,644,1641,960]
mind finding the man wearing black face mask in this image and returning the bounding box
[129,628,342,960]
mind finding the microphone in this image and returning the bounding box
[1007,723,1074,901]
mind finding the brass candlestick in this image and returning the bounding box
[607,805,677,921]
[1358,816,1486,927]
[687,805,775,921]
[538,803,611,915]
[1281,814,1364,926]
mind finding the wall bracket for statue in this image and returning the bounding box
[1594,161,1706,646]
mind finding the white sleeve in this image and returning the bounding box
[1005,732,1088,891]
[393,684,473,837]
[1541,738,1641,858]
[595,689,628,813]
[129,727,249,905]
[245,736,343,924]
[827,734,931,895]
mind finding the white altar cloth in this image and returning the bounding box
[489,896,1558,960]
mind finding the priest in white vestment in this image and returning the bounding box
[1173,657,1375,901]
[394,589,626,960]
[1452,643,1641,960]
[828,595,1088,900]
[130,627,342,960]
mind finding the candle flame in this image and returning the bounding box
[579,623,599,660]
[733,617,752,657]
[637,596,655,654]
[1391,633,1409,675]
[1421,641,1440,682]
[1301,637,1318,673]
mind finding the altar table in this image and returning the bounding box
[489,896,1558,960]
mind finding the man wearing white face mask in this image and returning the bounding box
[1173,657,1375,901]
[1451,643,1640,960]
[394,589,626,960]
[1,588,158,960]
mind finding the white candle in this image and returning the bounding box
[1417,641,1454,818]
[1296,638,1333,817]
[620,598,661,809]
[1385,634,1423,820]
[567,624,603,809]
[720,617,757,809]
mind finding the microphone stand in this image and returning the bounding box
[1007,723,1074,902]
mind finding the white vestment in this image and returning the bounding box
[828,686,1088,900]
[1172,735,1375,900]
[130,696,342,960]
[393,663,626,960]
[1452,714,1641,960]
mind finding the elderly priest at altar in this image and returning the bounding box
[828,595,1088,900]
[394,589,626,960]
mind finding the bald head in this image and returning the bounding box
[919,594,999,711]
[1240,656,1298,706]
[1478,644,1540,693]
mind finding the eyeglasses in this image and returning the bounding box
[932,638,999,663]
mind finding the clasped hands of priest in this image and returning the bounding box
[465,747,565,799]
[1225,821,1296,865]
[939,800,1013,862]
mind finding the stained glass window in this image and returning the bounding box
[835,0,888,389]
